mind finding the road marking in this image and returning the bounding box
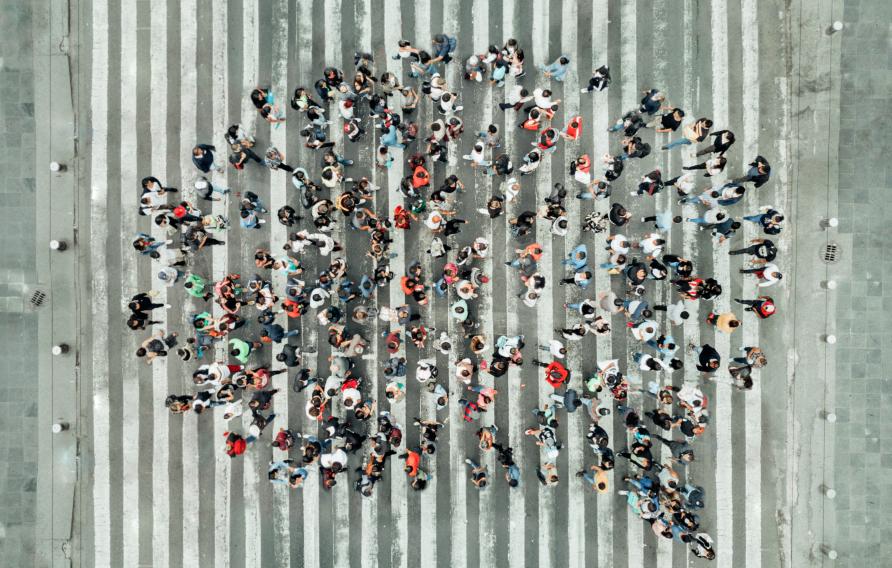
[680,3,701,566]
[560,2,585,566]
[709,2,734,566]
[589,3,613,566]
[470,2,497,567]
[178,1,201,566]
[740,1,763,565]
[617,2,644,566]
[119,2,141,565]
[650,1,674,566]
[325,2,353,566]
[90,0,112,564]
[500,4,527,568]
[439,2,467,568]
[239,1,261,565]
[269,0,292,565]
[531,3,554,567]
[293,2,321,566]
[358,1,381,565]
[149,0,170,565]
[210,2,232,567]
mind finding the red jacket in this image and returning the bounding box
[224,432,247,458]
[564,116,582,140]
[544,361,569,388]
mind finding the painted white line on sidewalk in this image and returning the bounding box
[178,1,201,565]
[740,1,763,565]
[560,2,583,567]
[90,1,112,564]
[210,1,232,566]
[149,0,170,565]
[269,0,292,565]
[119,2,140,565]
[709,2,734,566]
[531,3,554,567]
[589,3,613,566]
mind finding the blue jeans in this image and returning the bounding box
[663,138,692,150]
[743,214,763,223]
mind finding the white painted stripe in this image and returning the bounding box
[470,2,496,567]
[294,1,320,565]
[179,1,201,566]
[438,1,466,567]
[709,2,734,566]
[211,1,232,566]
[650,2,674,567]
[560,2,584,567]
[404,0,437,563]
[531,3,554,568]
[589,3,613,566]
[680,3,700,567]
[90,0,111,564]
[740,1,763,565]
[383,0,408,564]
[269,0,292,565]
[618,2,644,566]
[777,61,794,568]
[359,0,381,565]
[239,1,261,565]
[500,4,526,568]
[320,4,353,567]
[119,2,140,565]
[149,0,170,565]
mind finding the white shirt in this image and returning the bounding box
[610,235,630,255]
[665,301,689,326]
[631,320,657,343]
[222,400,243,421]
[674,173,697,194]
[533,88,552,109]
[639,233,663,256]
[320,448,348,469]
[757,264,782,287]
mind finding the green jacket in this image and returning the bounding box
[229,338,251,364]
[185,274,207,298]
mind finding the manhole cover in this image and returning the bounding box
[29,290,48,308]
[821,242,840,264]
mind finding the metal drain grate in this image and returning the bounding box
[29,290,47,308]
[821,242,840,264]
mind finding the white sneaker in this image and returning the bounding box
[164,304,172,309]
[580,88,589,93]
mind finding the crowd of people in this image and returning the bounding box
[130,32,786,561]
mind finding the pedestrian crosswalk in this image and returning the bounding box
[84,0,793,566]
